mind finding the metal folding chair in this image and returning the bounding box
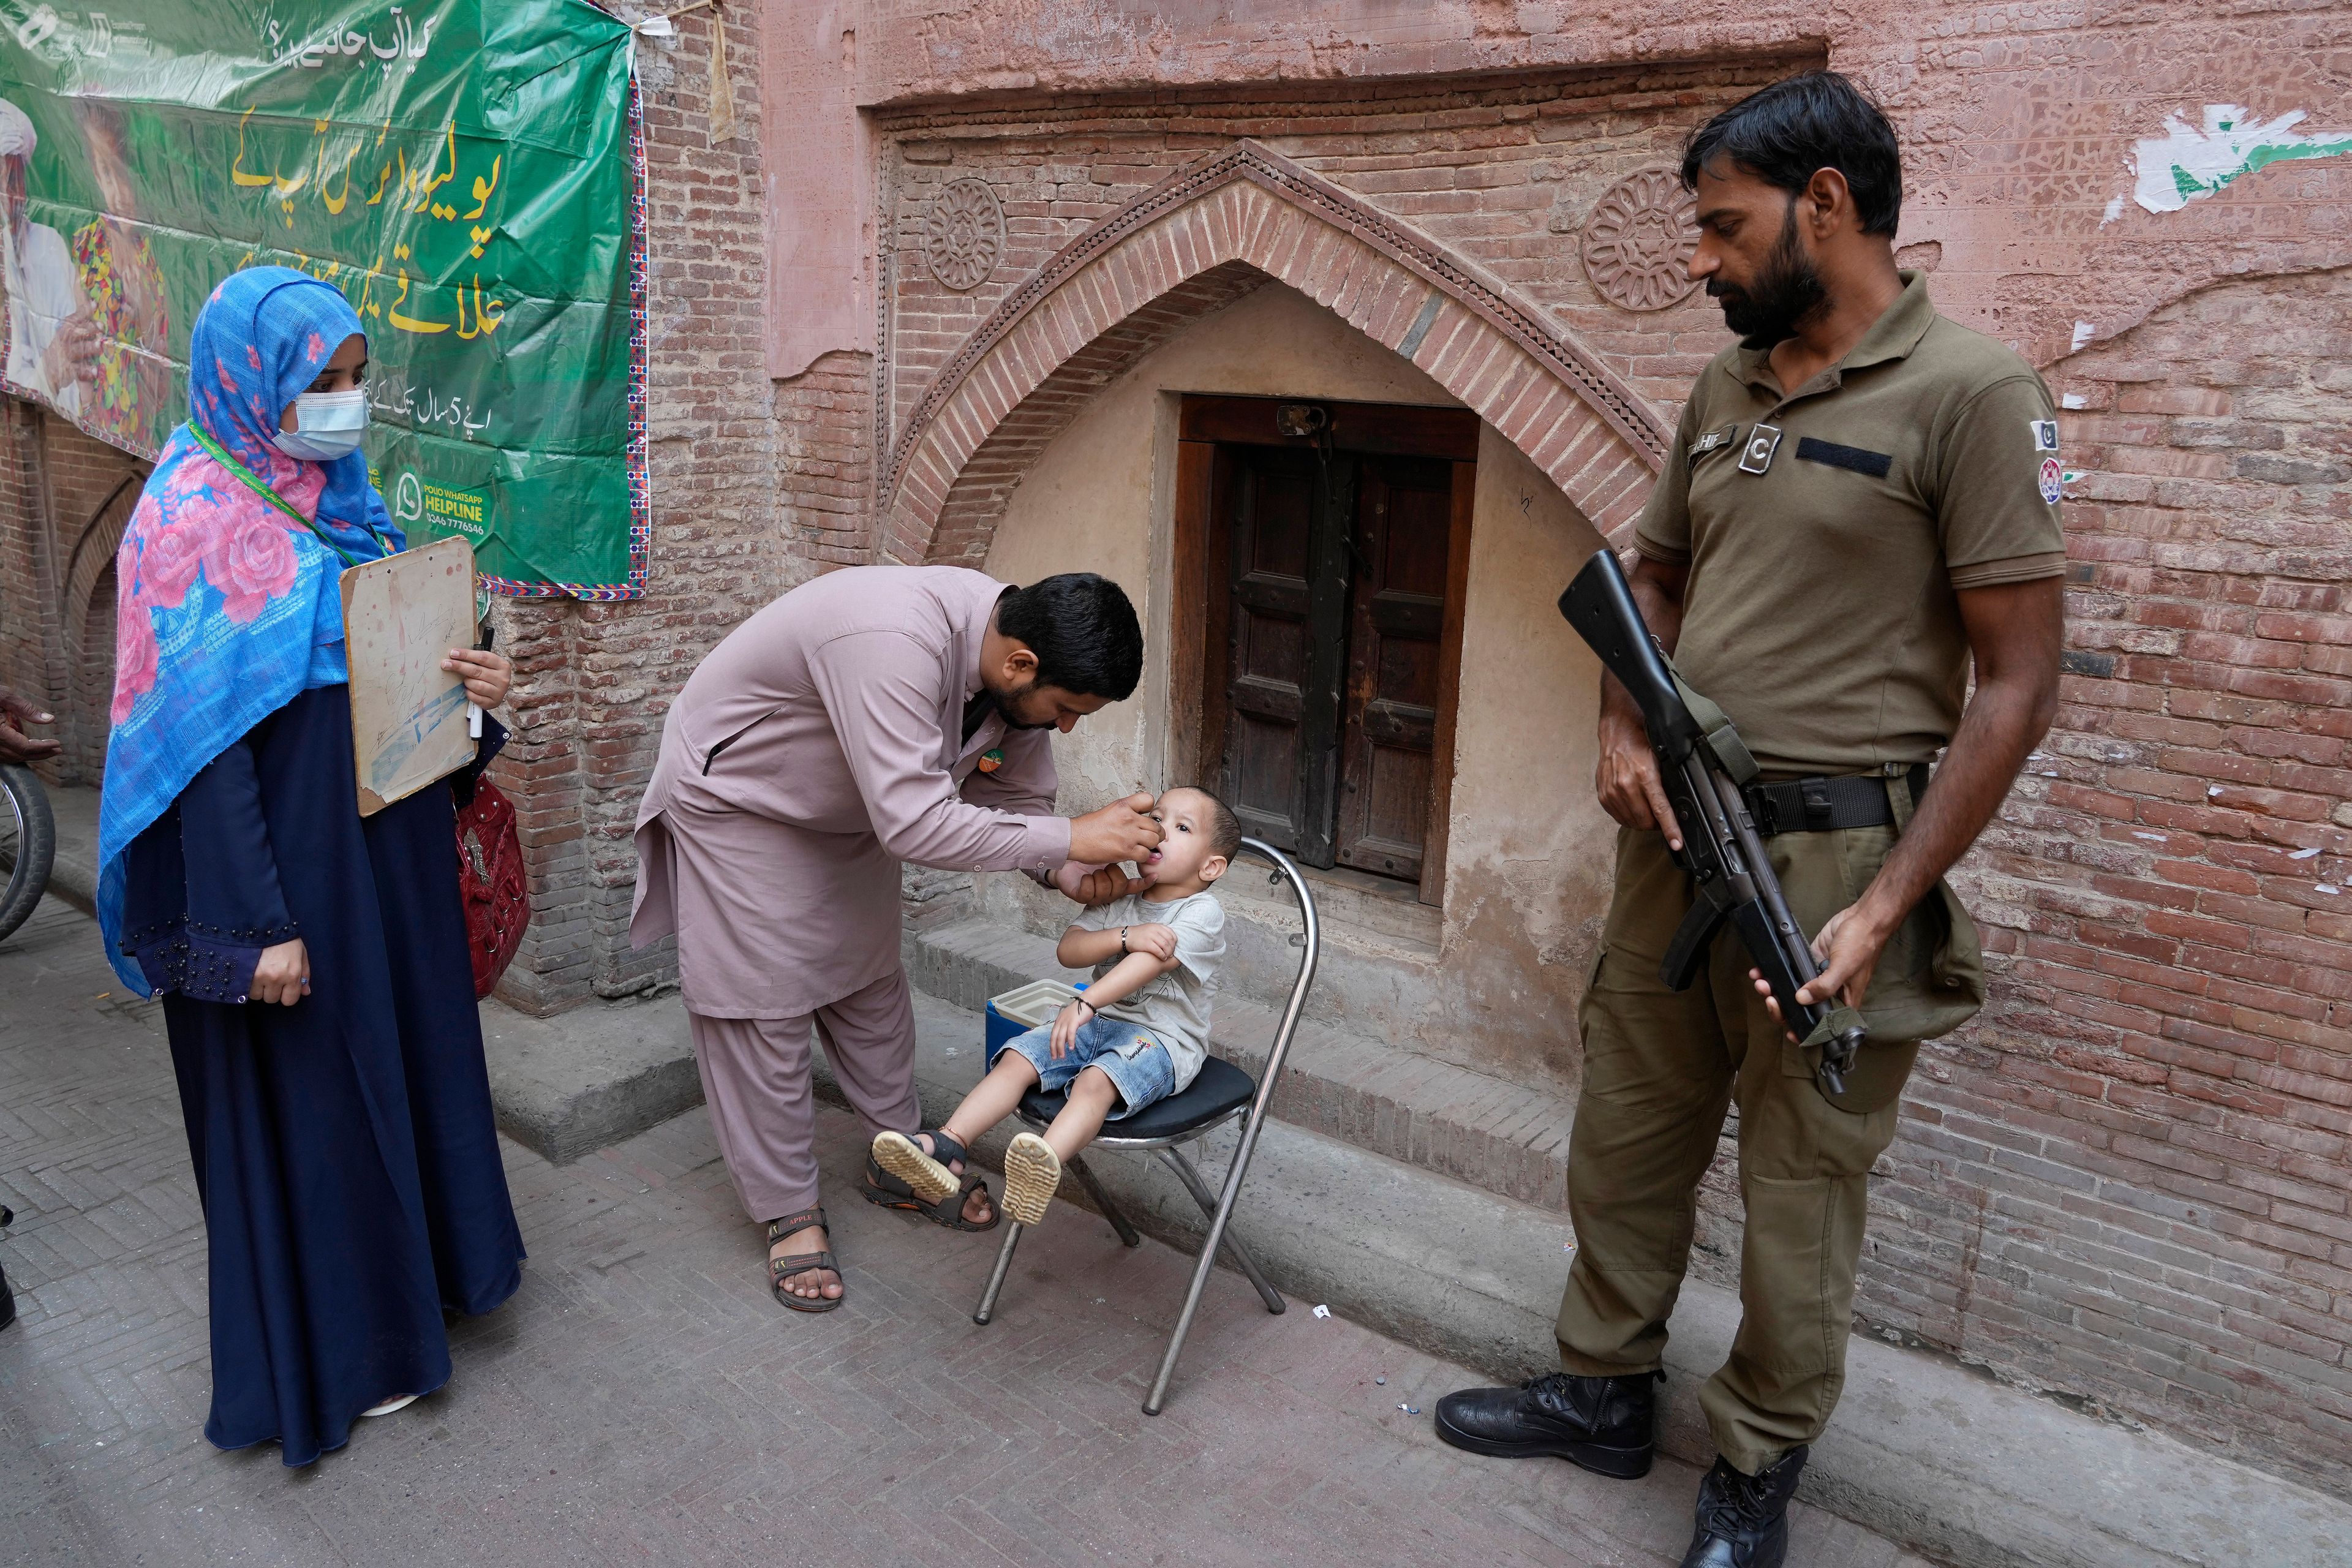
[970,837,1321,1414]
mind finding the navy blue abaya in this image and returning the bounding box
[119,682,524,1466]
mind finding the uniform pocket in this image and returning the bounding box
[1859,878,1985,1045]
[1819,823,1986,1046]
[1769,826,1981,1109]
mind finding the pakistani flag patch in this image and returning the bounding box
[2030,420,2062,503]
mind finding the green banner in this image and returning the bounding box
[0,0,646,598]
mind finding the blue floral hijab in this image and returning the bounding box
[96,266,404,990]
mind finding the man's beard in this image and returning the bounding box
[982,676,1058,731]
[1706,205,1827,350]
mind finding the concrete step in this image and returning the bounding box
[905,913,1579,1213]
[480,990,703,1164]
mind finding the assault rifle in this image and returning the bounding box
[1558,549,1867,1095]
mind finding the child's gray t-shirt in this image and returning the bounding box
[1071,889,1225,1092]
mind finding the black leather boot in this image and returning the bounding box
[1679,1445,1808,1568]
[1431,1370,1660,1478]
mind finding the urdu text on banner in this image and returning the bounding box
[0,0,649,598]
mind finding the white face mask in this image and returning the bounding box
[270,388,369,462]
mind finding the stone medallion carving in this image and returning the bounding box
[1580,168,1700,312]
[924,178,1005,292]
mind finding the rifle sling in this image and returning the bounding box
[1665,667,1757,785]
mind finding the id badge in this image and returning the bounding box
[1738,423,1783,475]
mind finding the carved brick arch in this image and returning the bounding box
[62,470,141,641]
[60,466,145,778]
[877,141,1672,567]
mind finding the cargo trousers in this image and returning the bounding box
[1555,810,1983,1474]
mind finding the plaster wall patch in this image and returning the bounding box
[2131,105,2352,214]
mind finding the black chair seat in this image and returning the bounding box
[1017,1054,1257,1142]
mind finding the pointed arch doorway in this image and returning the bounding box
[878,140,1666,572]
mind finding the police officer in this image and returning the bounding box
[1435,73,2064,1567]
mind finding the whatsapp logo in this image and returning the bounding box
[393,471,423,524]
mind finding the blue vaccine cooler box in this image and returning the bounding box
[982,978,1085,1060]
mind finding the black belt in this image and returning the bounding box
[1742,764,1929,837]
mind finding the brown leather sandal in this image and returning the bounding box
[766,1206,842,1313]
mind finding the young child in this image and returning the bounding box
[873,785,1240,1227]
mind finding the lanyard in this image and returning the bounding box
[186,424,390,571]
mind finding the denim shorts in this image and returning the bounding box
[989,1013,1178,1118]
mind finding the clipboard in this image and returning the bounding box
[339,535,478,816]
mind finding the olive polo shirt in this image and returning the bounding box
[1635,271,2065,779]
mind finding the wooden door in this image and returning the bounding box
[1334,455,1453,883]
[1180,394,1476,900]
[1219,444,1351,862]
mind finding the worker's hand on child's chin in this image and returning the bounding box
[1055,859,1155,904]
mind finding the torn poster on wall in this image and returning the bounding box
[2132,105,2352,214]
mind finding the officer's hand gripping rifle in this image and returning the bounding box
[1558,550,1868,1095]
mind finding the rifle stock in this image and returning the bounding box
[1558,545,1699,761]
[1557,549,1867,1096]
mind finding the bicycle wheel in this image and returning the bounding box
[0,764,55,944]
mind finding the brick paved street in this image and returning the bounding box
[0,896,1928,1568]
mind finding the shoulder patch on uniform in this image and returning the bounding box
[2038,456,2064,505]
[2029,420,2059,452]
[1794,437,1894,478]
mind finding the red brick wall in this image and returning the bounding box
[780,349,877,566]
[1856,268,2352,1491]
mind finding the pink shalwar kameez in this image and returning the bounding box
[630,567,1071,1221]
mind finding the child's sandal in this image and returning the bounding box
[871,1129,960,1204]
[766,1205,843,1313]
[1000,1133,1062,1227]
[864,1130,1001,1232]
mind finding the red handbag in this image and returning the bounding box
[454,779,529,998]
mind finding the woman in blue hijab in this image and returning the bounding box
[97,267,526,1466]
